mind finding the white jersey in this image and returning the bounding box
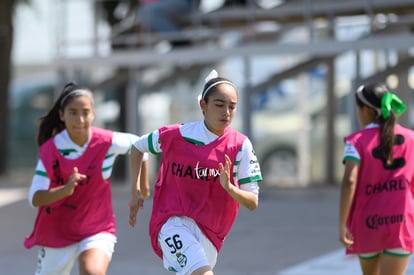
[343,123,379,163]
[28,129,147,207]
[133,120,261,197]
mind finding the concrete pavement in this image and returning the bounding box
[2,177,412,274]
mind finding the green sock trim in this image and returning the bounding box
[383,250,411,257]
[359,253,380,260]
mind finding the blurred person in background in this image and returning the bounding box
[339,83,414,275]
[23,82,149,275]
[128,69,262,275]
[134,0,200,47]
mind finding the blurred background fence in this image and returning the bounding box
[5,0,414,186]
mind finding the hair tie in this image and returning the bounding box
[60,89,94,109]
[381,92,407,119]
[356,85,381,116]
[200,69,235,100]
[202,80,234,100]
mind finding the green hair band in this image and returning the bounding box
[381,92,407,119]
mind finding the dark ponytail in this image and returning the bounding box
[379,111,396,165]
[37,82,91,146]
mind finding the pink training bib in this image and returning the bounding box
[24,127,115,249]
[149,124,246,258]
[344,124,414,254]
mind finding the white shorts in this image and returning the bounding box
[35,232,117,275]
[158,216,218,275]
[359,248,411,259]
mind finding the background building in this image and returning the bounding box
[9,0,414,186]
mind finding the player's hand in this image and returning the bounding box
[128,191,144,228]
[219,154,233,192]
[64,167,86,196]
[339,225,354,249]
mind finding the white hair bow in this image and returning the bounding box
[198,69,218,101]
[204,69,218,83]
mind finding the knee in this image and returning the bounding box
[78,249,109,275]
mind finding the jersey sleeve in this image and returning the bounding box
[235,138,262,190]
[110,132,139,155]
[133,130,162,154]
[343,140,360,164]
[28,159,50,208]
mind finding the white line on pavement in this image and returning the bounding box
[278,248,414,275]
[0,188,27,207]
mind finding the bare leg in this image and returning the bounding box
[379,254,410,275]
[359,256,380,275]
[78,248,110,275]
